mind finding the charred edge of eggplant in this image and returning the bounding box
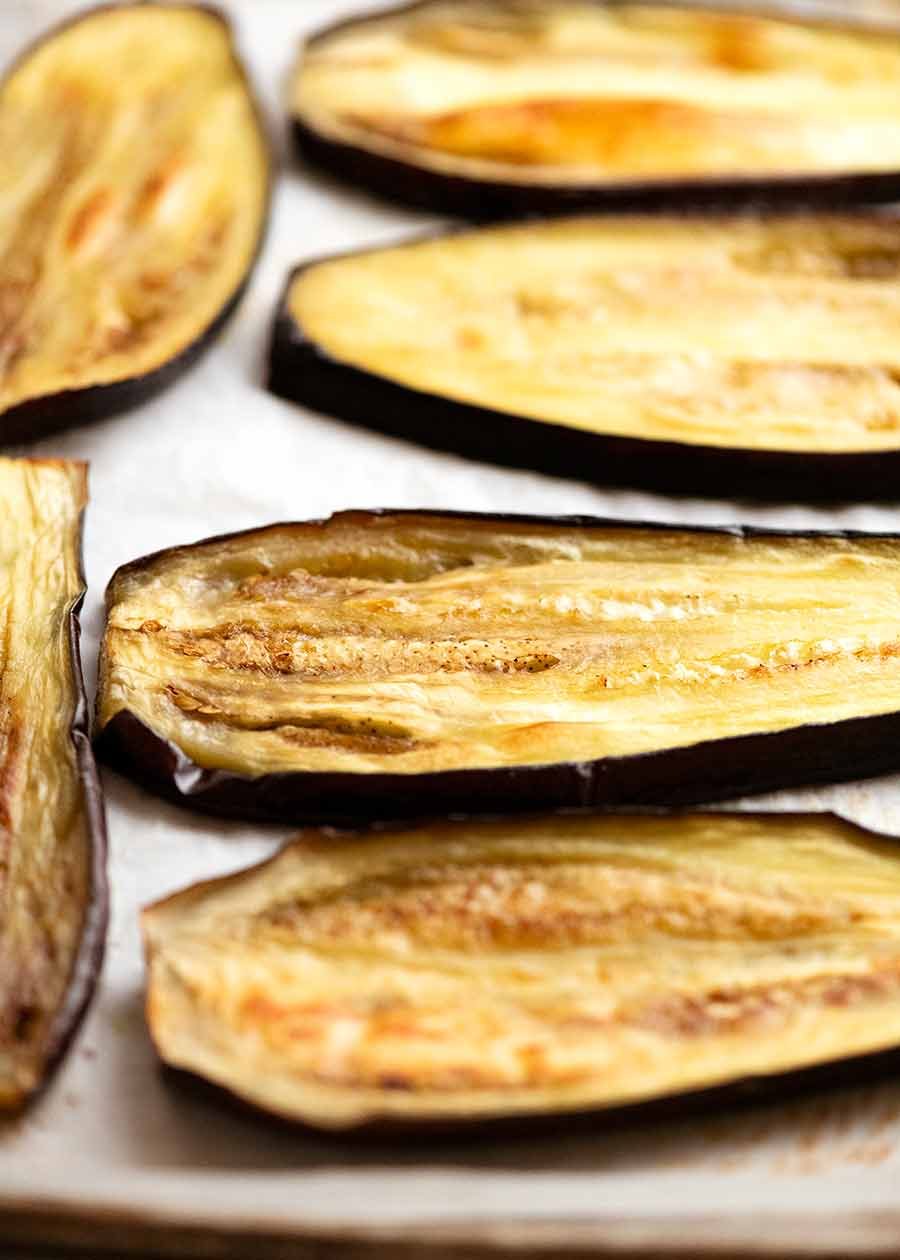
[95,699,900,826]
[269,263,900,502]
[291,0,900,220]
[0,2,272,447]
[19,507,109,1113]
[147,809,900,1137]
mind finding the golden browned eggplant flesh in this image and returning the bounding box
[144,811,900,1130]
[0,4,269,441]
[0,458,106,1110]
[291,0,900,208]
[279,212,900,460]
[97,510,900,821]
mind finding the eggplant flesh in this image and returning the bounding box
[144,811,900,1130]
[0,4,268,441]
[277,213,900,482]
[292,0,900,211]
[0,459,106,1109]
[98,510,900,818]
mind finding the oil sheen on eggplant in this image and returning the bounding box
[273,213,900,498]
[291,0,900,214]
[0,4,269,441]
[0,459,106,1110]
[144,811,900,1130]
[97,510,900,821]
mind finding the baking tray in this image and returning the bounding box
[7,1,900,1255]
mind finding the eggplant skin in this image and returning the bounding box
[270,213,900,502]
[291,117,900,223]
[143,811,900,1133]
[97,509,900,824]
[0,4,270,444]
[291,0,900,219]
[0,459,107,1112]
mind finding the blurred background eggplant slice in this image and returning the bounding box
[144,811,900,1132]
[0,458,106,1110]
[290,0,900,217]
[0,3,269,444]
[271,212,900,501]
[97,509,900,822]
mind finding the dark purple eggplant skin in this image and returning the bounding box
[291,0,900,221]
[17,505,110,1114]
[269,251,900,503]
[0,2,272,448]
[96,508,900,825]
[151,810,900,1139]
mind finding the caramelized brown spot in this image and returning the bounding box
[257,858,871,956]
[0,707,21,837]
[457,326,486,351]
[165,687,420,754]
[636,966,900,1039]
[353,97,796,171]
[276,721,420,756]
[708,16,778,72]
[65,188,116,254]
[135,155,185,221]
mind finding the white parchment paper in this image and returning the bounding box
[6,2,900,1252]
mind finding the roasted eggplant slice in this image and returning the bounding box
[97,509,900,822]
[0,4,269,443]
[0,458,106,1110]
[271,212,900,501]
[144,811,900,1131]
[290,0,900,217]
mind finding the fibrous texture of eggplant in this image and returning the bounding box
[97,510,900,822]
[273,213,900,500]
[144,811,900,1130]
[0,4,269,443]
[0,459,106,1110]
[290,0,900,216]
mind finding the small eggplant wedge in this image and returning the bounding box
[97,509,900,823]
[0,458,106,1111]
[290,0,900,218]
[0,4,269,444]
[271,212,900,501]
[144,810,900,1133]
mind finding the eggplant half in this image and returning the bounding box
[0,4,269,444]
[290,0,900,218]
[271,212,900,501]
[0,458,106,1110]
[144,810,900,1132]
[97,509,900,823]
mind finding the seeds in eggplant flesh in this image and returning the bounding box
[97,510,900,821]
[143,811,900,1130]
[271,214,900,499]
[0,458,106,1110]
[0,4,269,441]
[291,0,900,213]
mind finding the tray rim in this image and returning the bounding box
[4,1195,900,1259]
